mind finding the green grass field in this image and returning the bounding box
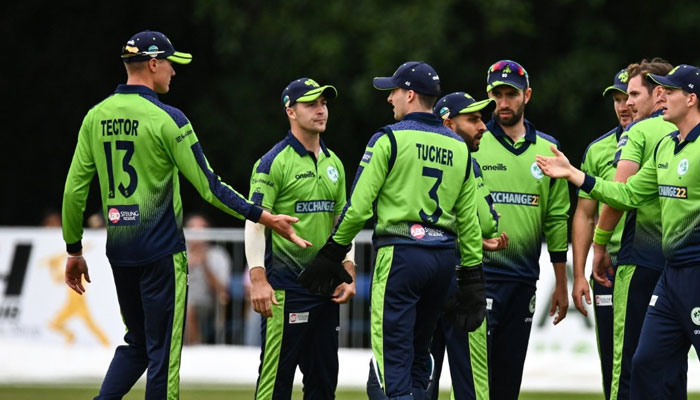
[1,385,699,400]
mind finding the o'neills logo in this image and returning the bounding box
[410,224,426,239]
[481,163,507,171]
[108,208,121,224]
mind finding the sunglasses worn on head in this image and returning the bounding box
[489,60,528,77]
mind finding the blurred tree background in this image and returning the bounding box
[3,0,699,226]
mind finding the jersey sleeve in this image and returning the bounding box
[473,159,499,238]
[585,156,659,210]
[62,112,97,252]
[544,176,570,262]
[162,119,262,222]
[331,131,391,245]
[456,153,483,268]
[578,145,596,200]
[618,127,645,164]
[249,157,281,211]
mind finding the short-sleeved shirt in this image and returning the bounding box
[613,110,677,270]
[249,132,347,289]
[332,112,483,268]
[583,122,700,268]
[579,126,626,264]
[62,84,260,265]
[474,119,570,282]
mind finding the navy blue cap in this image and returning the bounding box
[486,60,529,92]
[603,69,629,96]
[647,64,700,96]
[121,30,192,64]
[281,78,337,108]
[373,61,441,96]
[433,92,494,120]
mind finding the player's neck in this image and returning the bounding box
[676,114,700,141]
[125,75,155,91]
[291,128,321,157]
[499,120,526,142]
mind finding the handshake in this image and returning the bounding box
[297,239,353,294]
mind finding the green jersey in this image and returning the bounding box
[581,123,700,268]
[472,158,499,239]
[476,119,570,281]
[613,110,677,271]
[332,112,482,268]
[578,126,626,264]
[62,84,261,265]
[249,132,347,289]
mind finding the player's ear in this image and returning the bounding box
[442,118,453,129]
[285,106,296,120]
[147,58,158,73]
[523,87,533,104]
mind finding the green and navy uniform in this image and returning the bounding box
[607,110,685,400]
[62,84,261,400]
[578,125,626,399]
[580,122,700,399]
[248,132,347,400]
[475,118,569,400]
[428,158,498,400]
[331,112,483,400]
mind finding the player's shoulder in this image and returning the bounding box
[255,137,292,175]
[534,129,560,147]
[471,157,483,178]
[139,96,190,129]
[389,113,465,143]
[585,126,620,152]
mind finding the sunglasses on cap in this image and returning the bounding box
[488,60,529,78]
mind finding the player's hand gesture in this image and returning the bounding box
[571,275,592,316]
[592,243,614,287]
[536,145,574,178]
[550,282,569,325]
[65,255,91,295]
[482,232,509,252]
[332,261,357,304]
[259,211,312,248]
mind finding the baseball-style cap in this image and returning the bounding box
[603,68,630,96]
[433,92,494,120]
[281,78,337,108]
[647,64,700,96]
[486,60,529,92]
[373,61,441,96]
[121,30,192,64]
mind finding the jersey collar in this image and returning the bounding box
[285,131,330,158]
[615,125,624,142]
[486,118,537,143]
[403,112,443,126]
[115,84,159,99]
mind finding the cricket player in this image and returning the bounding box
[474,59,570,400]
[245,78,355,399]
[571,68,632,399]
[536,63,700,400]
[299,61,485,400]
[62,30,307,400]
[428,91,508,400]
[591,59,687,400]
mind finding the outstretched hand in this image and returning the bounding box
[483,232,509,252]
[536,145,574,179]
[260,212,312,248]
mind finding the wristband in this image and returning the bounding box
[67,254,83,259]
[593,226,613,246]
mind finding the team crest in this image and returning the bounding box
[304,79,320,87]
[617,71,629,83]
[327,166,339,182]
[677,158,689,176]
[530,162,544,179]
[692,307,700,326]
[439,107,450,119]
[529,295,536,314]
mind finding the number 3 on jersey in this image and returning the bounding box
[103,141,138,198]
[419,166,443,224]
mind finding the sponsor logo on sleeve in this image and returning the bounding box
[289,312,309,324]
[107,205,140,226]
[362,151,373,164]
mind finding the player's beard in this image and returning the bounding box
[493,102,525,127]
